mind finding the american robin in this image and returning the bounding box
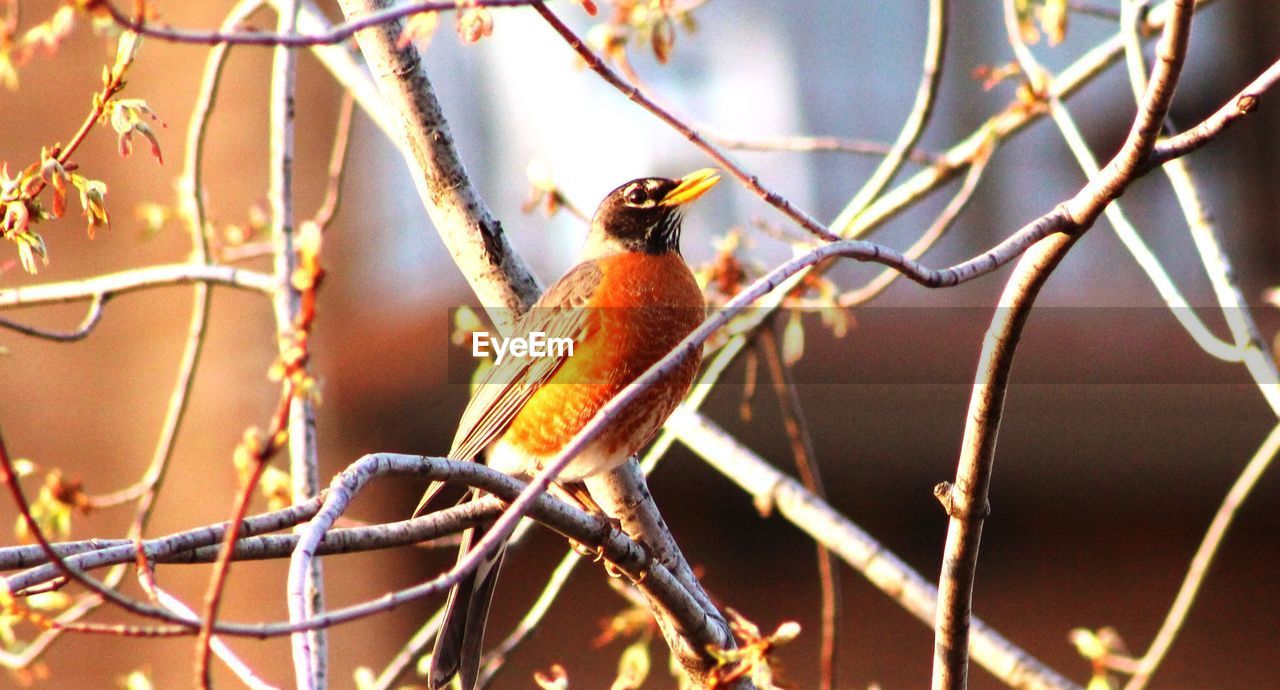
[422,168,720,690]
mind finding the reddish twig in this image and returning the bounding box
[531,2,839,242]
[194,382,296,687]
[91,0,541,47]
[758,326,840,690]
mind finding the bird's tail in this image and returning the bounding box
[429,510,507,690]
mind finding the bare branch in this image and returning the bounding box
[94,0,540,47]
[336,0,540,327]
[932,3,1196,687]
[1123,422,1280,689]
[832,0,948,232]
[0,264,273,308]
[1148,58,1280,166]
[584,461,737,686]
[705,131,941,164]
[666,411,1081,690]
[758,326,840,690]
[0,293,106,341]
[532,1,839,243]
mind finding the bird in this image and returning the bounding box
[421,168,720,690]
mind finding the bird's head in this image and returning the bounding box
[587,168,720,256]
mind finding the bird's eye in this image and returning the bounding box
[625,187,648,205]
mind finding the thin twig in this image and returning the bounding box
[1147,58,1280,166]
[475,552,580,688]
[154,588,281,690]
[840,133,995,307]
[532,1,839,243]
[312,91,357,231]
[831,0,947,233]
[195,384,295,688]
[0,293,107,341]
[758,326,840,690]
[0,264,274,308]
[705,130,941,164]
[2,499,495,588]
[94,0,540,47]
[87,0,266,517]
[667,411,1081,690]
[336,0,540,327]
[1123,422,1280,690]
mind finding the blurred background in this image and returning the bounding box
[2,0,1279,687]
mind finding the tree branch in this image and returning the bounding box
[0,293,106,341]
[336,0,541,326]
[94,0,541,47]
[932,3,1196,687]
[666,410,1081,690]
[0,264,274,308]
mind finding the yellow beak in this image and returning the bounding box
[661,168,721,206]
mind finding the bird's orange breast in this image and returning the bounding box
[500,251,705,465]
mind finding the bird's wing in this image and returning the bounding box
[414,262,600,518]
[446,260,601,462]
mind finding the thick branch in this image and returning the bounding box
[336,0,540,326]
[932,3,1196,688]
[666,411,1080,690]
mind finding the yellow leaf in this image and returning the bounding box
[1069,627,1106,660]
[781,309,804,366]
[11,459,37,477]
[26,591,71,612]
[611,636,651,690]
[112,31,142,81]
[353,666,377,690]
[119,669,155,690]
[533,664,568,690]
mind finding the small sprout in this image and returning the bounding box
[451,306,485,347]
[456,4,494,44]
[707,609,800,689]
[292,220,325,291]
[593,603,653,648]
[533,663,569,690]
[111,30,142,82]
[695,230,751,300]
[39,153,69,218]
[397,11,440,50]
[17,6,76,63]
[70,174,109,238]
[12,230,48,274]
[610,636,651,690]
[11,459,37,478]
[573,0,599,16]
[585,24,628,65]
[25,591,71,613]
[781,309,804,366]
[1069,627,1107,660]
[353,666,377,690]
[0,53,18,90]
[1040,0,1068,45]
[1070,626,1131,690]
[109,98,166,164]
[259,466,293,512]
[233,427,268,482]
[651,16,675,64]
[134,202,172,239]
[118,669,156,690]
[16,469,87,544]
